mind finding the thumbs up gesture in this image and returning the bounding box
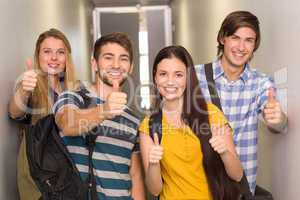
[103,80,127,119]
[209,124,233,155]
[263,88,283,125]
[20,59,38,95]
[149,133,163,164]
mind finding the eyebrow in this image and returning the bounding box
[232,34,256,40]
[41,47,65,51]
[102,53,130,58]
[120,54,129,58]
[157,69,185,73]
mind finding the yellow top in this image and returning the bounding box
[139,103,229,200]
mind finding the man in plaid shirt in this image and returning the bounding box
[196,11,287,194]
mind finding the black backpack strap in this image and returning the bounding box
[149,109,163,143]
[76,87,98,199]
[86,134,98,200]
[239,172,253,199]
[204,63,254,198]
[204,63,223,112]
[149,109,163,200]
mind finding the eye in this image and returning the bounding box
[43,49,52,54]
[231,35,239,40]
[158,71,167,76]
[120,56,129,62]
[245,38,255,44]
[176,73,184,78]
[57,50,65,55]
[103,55,113,60]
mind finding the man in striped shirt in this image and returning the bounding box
[54,32,145,200]
[196,11,287,194]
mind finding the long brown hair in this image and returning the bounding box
[152,45,240,200]
[31,28,76,123]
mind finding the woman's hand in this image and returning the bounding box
[149,133,164,164]
[20,59,37,95]
[209,124,233,155]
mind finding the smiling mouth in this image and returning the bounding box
[48,64,59,68]
[164,87,177,93]
[232,51,247,58]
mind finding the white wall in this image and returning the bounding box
[171,0,300,199]
[0,0,93,199]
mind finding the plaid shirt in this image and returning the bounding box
[195,59,275,193]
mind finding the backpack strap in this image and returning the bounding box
[77,87,98,200]
[149,109,163,200]
[86,134,98,200]
[204,63,223,112]
[204,63,253,198]
[149,109,163,143]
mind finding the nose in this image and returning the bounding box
[166,75,175,85]
[112,58,120,69]
[238,40,246,51]
[51,52,58,60]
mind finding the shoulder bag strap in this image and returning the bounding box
[204,63,253,198]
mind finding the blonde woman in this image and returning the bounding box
[8,28,76,200]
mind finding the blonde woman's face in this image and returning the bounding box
[38,37,67,75]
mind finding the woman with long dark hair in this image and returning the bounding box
[139,45,243,200]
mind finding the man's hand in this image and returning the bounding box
[263,88,284,125]
[103,81,127,119]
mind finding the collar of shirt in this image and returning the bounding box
[213,59,251,83]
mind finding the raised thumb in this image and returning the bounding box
[267,87,276,102]
[153,133,160,146]
[26,58,34,70]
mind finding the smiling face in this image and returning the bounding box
[38,37,67,75]
[155,56,187,102]
[93,42,132,87]
[221,27,256,69]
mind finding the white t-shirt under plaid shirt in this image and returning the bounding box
[196,59,275,193]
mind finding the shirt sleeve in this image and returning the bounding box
[206,103,235,136]
[8,97,33,124]
[52,90,84,115]
[207,103,229,127]
[133,116,151,153]
[138,116,150,135]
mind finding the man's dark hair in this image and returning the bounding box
[93,32,133,63]
[217,11,260,56]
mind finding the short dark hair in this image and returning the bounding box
[217,11,261,56]
[93,32,133,63]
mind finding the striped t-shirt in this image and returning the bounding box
[53,85,140,200]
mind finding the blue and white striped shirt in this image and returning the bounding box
[196,60,274,193]
[53,85,140,200]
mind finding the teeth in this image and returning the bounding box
[110,73,121,76]
[165,87,177,92]
[233,52,245,57]
[49,64,59,68]
[108,71,122,76]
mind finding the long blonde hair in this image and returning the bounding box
[31,28,76,123]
